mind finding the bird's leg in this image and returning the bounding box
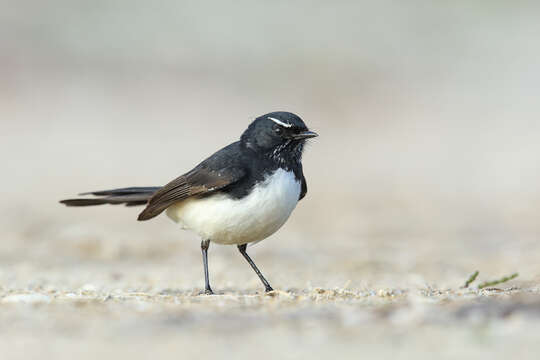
[237,244,273,292]
[201,239,213,295]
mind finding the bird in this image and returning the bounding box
[60,111,318,294]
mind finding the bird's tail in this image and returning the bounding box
[60,187,161,207]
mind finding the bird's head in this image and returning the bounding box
[240,112,318,162]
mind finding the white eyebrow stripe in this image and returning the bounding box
[268,117,293,128]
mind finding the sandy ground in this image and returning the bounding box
[1,286,540,360]
[2,1,540,358]
[1,276,539,360]
[0,204,538,360]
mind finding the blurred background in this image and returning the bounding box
[1,1,540,358]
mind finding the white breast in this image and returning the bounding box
[166,168,301,245]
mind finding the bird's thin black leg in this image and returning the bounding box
[201,239,213,295]
[237,244,273,292]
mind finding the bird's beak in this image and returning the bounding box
[292,130,319,140]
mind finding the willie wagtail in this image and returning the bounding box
[61,112,318,294]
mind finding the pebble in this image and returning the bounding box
[81,284,98,292]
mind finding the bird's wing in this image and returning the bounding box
[137,166,245,221]
[138,143,246,221]
[297,162,307,201]
[299,174,307,201]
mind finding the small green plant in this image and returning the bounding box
[462,270,479,288]
[461,271,518,289]
[478,273,519,289]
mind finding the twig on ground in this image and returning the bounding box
[462,271,479,288]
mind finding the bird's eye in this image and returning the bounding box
[274,126,282,134]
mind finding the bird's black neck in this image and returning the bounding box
[241,140,304,173]
[268,140,304,172]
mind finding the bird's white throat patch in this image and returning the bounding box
[166,168,301,245]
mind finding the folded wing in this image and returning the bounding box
[137,165,245,221]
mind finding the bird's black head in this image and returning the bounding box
[240,112,318,164]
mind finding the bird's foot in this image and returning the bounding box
[264,285,274,293]
[204,287,214,295]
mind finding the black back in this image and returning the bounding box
[61,111,315,220]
